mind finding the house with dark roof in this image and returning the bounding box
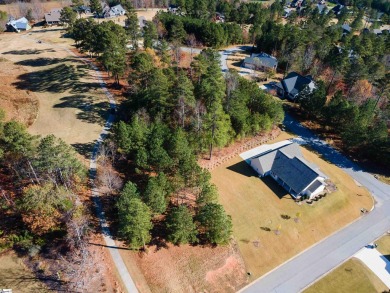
[275,72,315,100]
[6,17,31,32]
[330,4,344,15]
[243,52,278,72]
[250,142,327,199]
[44,8,62,25]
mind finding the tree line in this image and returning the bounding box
[0,109,99,290]
[112,47,283,248]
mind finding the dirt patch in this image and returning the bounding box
[118,241,248,293]
[0,57,38,126]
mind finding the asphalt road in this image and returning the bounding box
[218,46,390,293]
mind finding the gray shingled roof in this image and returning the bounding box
[250,143,325,195]
[272,152,320,194]
[282,72,314,96]
[244,53,278,69]
[305,180,323,195]
[45,9,62,23]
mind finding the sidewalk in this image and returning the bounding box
[354,247,390,288]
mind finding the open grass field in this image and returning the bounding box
[211,132,373,279]
[304,258,388,293]
[376,234,390,261]
[0,28,110,158]
[0,252,49,292]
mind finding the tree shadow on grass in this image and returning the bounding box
[12,63,101,94]
[71,141,96,158]
[2,49,57,55]
[15,57,67,67]
[54,95,109,126]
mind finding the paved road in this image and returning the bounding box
[87,63,139,293]
[218,47,390,293]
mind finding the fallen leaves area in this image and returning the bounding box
[0,57,39,126]
[121,240,248,293]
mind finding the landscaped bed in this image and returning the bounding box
[211,132,373,279]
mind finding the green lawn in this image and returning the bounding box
[304,258,387,293]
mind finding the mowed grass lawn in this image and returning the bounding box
[211,133,373,278]
[304,258,388,293]
[376,234,390,261]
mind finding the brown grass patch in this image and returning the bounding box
[0,252,49,292]
[304,258,387,293]
[376,234,390,261]
[118,241,248,293]
[211,133,373,279]
[0,58,39,126]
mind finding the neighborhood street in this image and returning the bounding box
[218,47,390,293]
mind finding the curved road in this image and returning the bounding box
[218,47,390,293]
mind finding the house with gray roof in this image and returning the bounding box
[250,142,327,199]
[243,52,278,72]
[275,71,315,100]
[103,4,126,18]
[6,17,31,32]
[44,8,62,25]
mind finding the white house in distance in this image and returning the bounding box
[6,17,31,32]
[249,142,327,199]
[103,4,126,18]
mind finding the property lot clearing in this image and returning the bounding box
[0,28,110,158]
[303,258,387,293]
[211,132,373,279]
[117,241,248,293]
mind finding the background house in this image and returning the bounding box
[243,52,278,72]
[6,17,31,32]
[250,142,327,199]
[103,4,126,18]
[276,72,315,100]
[44,9,62,25]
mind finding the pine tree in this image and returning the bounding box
[166,205,197,245]
[117,195,153,249]
[196,203,232,245]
